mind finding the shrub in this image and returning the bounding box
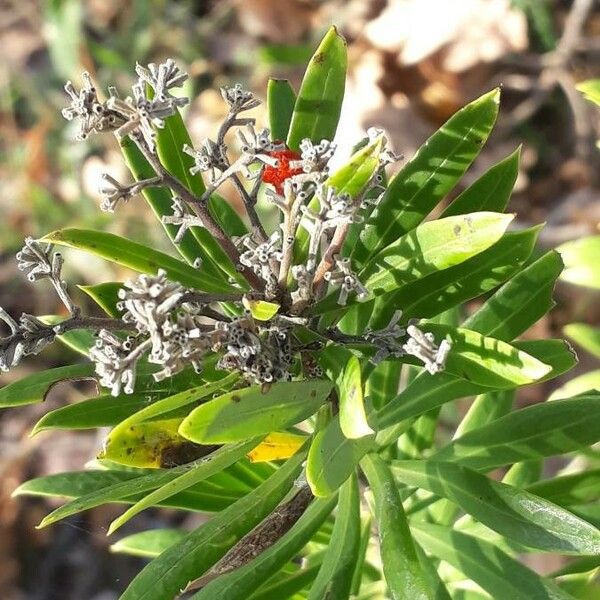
[2,27,599,600]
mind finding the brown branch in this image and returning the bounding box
[182,485,314,594]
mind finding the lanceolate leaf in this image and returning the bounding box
[120,451,305,600]
[341,227,539,333]
[441,147,520,217]
[377,339,575,429]
[433,394,600,470]
[31,392,162,434]
[392,460,600,555]
[361,454,431,600]
[78,281,122,317]
[307,474,361,600]
[564,323,600,358]
[307,415,375,497]
[191,494,336,600]
[247,432,307,463]
[15,469,243,514]
[43,228,237,293]
[412,522,574,600]
[339,355,374,439]
[453,390,514,439]
[119,134,213,269]
[557,235,600,289]
[267,78,296,140]
[179,381,332,444]
[108,439,259,534]
[527,470,600,507]
[153,105,242,282]
[287,26,347,150]
[463,251,563,340]
[111,529,187,558]
[353,88,501,265]
[0,363,95,408]
[360,212,514,298]
[427,324,551,388]
[248,564,322,600]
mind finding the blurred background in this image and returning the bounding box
[0,1,598,598]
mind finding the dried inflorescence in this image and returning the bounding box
[0,59,452,394]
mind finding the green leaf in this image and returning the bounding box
[549,370,600,400]
[242,298,280,321]
[111,529,187,558]
[353,88,500,264]
[295,131,384,264]
[249,564,321,600]
[43,228,236,293]
[433,394,600,470]
[339,226,539,333]
[339,355,374,439]
[35,453,251,528]
[377,339,574,428]
[412,522,574,600]
[441,147,520,217]
[392,460,600,555]
[119,135,215,269]
[120,451,305,600]
[153,104,241,282]
[365,360,401,411]
[179,380,333,444]
[15,469,243,514]
[361,454,430,600]
[307,415,375,497]
[31,392,161,435]
[576,79,600,106]
[564,323,600,358]
[527,470,600,507]
[286,26,347,150]
[426,324,551,388]
[78,282,122,317]
[267,78,296,140]
[453,390,514,439]
[108,439,259,535]
[464,251,563,340]
[327,135,383,198]
[0,363,95,408]
[307,474,360,600]
[107,374,238,440]
[193,494,337,600]
[38,315,95,355]
[557,236,600,289]
[360,212,514,298]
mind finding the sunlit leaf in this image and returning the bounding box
[353,88,500,264]
[43,228,238,293]
[247,432,307,463]
[433,394,600,470]
[111,529,187,558]
[339,355,374,439]
[557,236,600,290]
[287,26,347,150]
[412,522,573,600]
[179,381,332,444]
[267,78,296,140]
[393,460,600,554]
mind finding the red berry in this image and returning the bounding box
[261,146,303,194]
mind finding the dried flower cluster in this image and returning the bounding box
[0,60,452,394]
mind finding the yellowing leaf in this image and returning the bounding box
[339,355,374,439]
[247,432,307,463]
[242,297,280,321]
[100,418,215,469]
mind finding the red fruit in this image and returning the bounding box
[261,146,303,194]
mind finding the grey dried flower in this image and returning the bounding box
[403,324,452,374]
[220,84,261,113]
[323,257,368,306]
